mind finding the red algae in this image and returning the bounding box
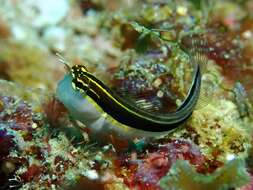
[0,95,45,189]
[113,139,228,189]
[54,155,73,175]
[0,96,35,160]
[0,96,33,132]
[197,26,253,93]
[21,164,44,182]
[79,0,102,13]
[182,26,253,92]
[25,145,44,160]
[0,128,15,160]
[133,152,169,190]
[114,139,208,190]
[43,97,69,128]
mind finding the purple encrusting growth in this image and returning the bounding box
[0,127,15,160]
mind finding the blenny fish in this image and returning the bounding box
[56,53,202,139]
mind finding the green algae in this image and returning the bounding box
[159,159,250,190]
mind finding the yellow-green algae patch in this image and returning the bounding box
[159,159,250,190]
[0,41,61,90]
[0,79,48,112]
[190,99,251,160]
[170,62,253,162]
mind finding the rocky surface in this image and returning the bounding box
[0,1,253,190]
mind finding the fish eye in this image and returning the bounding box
[71,65,89,78]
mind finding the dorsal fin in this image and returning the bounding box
[181,35,213,110]
[113,86,161,113]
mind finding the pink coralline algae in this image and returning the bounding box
[0,95,36,189]
[115,139,206,190]
[0,96,33,133]
[240,175,253,190]
[0,96,28,160]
